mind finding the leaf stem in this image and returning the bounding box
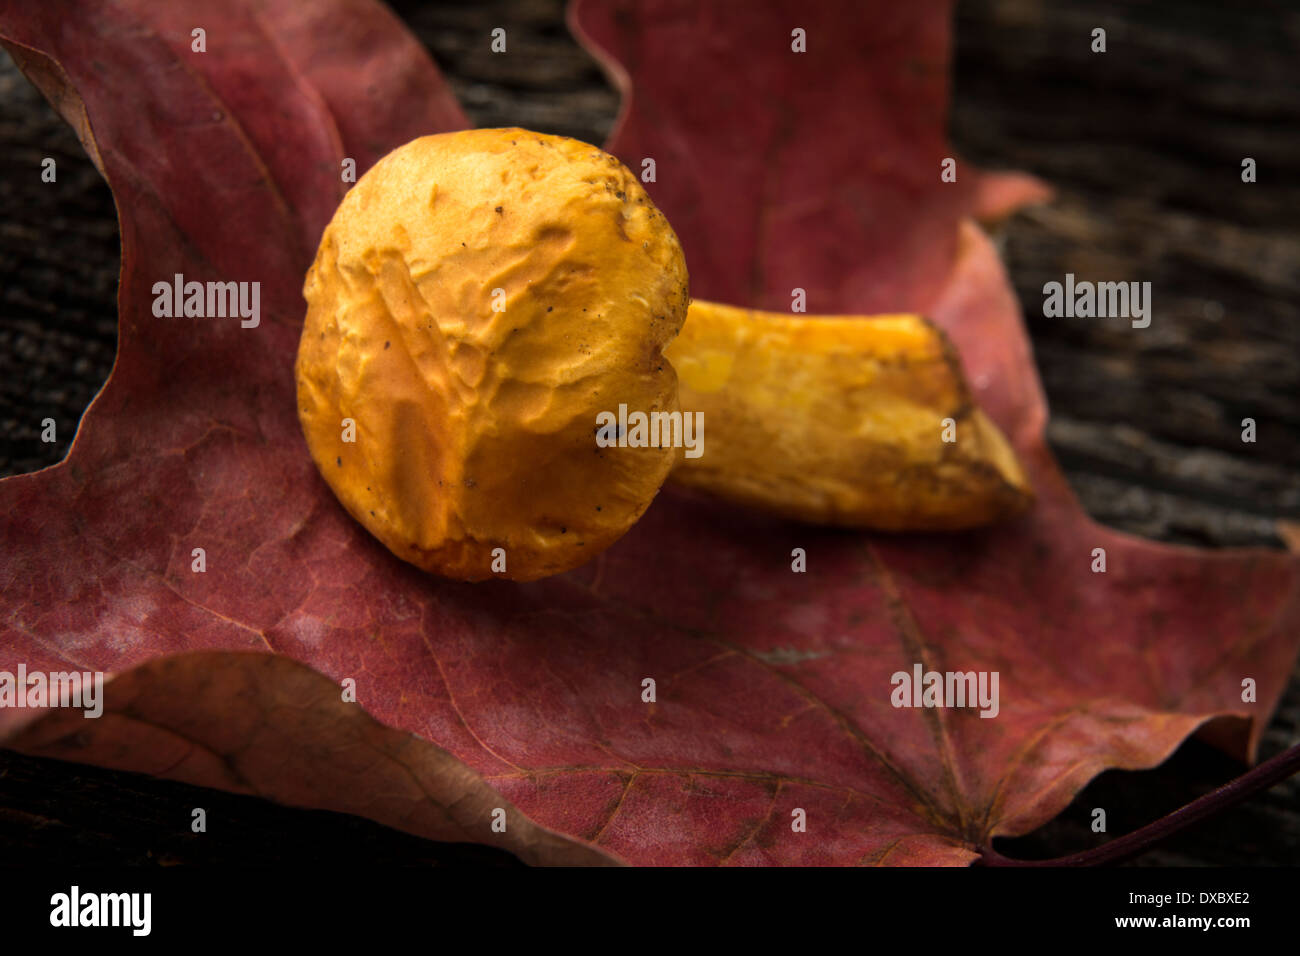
[976,741,1300,866]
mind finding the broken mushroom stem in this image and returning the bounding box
[668,300,1032,529]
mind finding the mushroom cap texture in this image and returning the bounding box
[296,128,690,581]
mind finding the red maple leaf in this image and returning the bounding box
[1,0,1295,865]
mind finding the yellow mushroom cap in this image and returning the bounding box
[295,128,690,581]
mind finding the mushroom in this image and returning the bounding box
[296,128,689,581]
[297,127,1033,584]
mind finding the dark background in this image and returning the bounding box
[1,0,1297,865]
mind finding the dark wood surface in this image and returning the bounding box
[1,0,1297,865]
